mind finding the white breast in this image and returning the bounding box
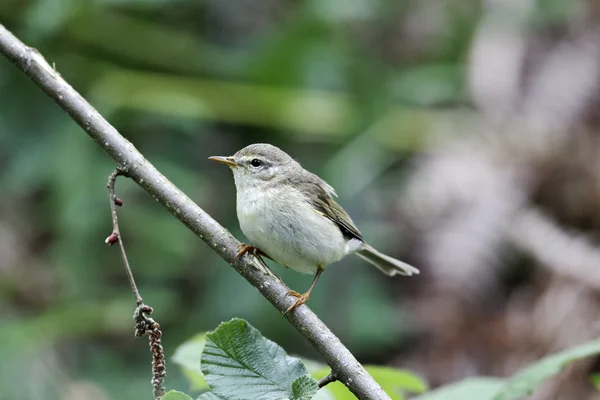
[236,185,349,274]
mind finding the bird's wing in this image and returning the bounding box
[302,172,363,241]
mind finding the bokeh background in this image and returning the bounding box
[2,0,600,399]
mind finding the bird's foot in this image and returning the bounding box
[235,243,272,261]
[284,290,310,314]
[235,243,258,261]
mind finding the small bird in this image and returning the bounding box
[209,143,419,313]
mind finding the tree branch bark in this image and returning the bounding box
[0,24,390,400]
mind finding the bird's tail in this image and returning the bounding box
[356,244,419,276]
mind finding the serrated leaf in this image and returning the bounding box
[201,318,318,400]
[493,338,600,400]
[162,390,193,400]
[172,334,209,391]
[414,378,503,400]
[291,375,319,400]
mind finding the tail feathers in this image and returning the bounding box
[356,244,419,276]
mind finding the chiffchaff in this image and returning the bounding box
[210,143,418,313]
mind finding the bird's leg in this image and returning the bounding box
[234,243,254,261]
[235,243,280,278]
[234,243,272,261]
[284,267,324,314]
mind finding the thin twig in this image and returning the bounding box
[0,24,390,400]
[318,372,337,388]
[106,169,166,399]
[106,169,143,305]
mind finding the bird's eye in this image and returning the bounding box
[250,159,262,167]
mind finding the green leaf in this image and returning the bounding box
[201,318,318,400]
[292,375,320,400]
[366,365,427,395]
[162,390,193,400]
[493,338,600,400]
[172,334,209,391]
[414,378,503,400]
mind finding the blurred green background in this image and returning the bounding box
[3,0,600,399]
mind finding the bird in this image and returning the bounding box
[209,143,419,313]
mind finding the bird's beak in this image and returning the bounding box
[208,156,238,167]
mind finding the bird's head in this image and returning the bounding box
[209,143,298,190]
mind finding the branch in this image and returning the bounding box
[0,24,390,400]
[106,169,142,304]
[106,169,166,399]
[318,372,338,389]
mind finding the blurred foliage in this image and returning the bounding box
[415,338,600,400]
[492,338,600,400]
[172,333,208,392]
[414,378,505,400]
[163,391,194,400]
[1,0,594,399]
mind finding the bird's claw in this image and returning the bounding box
[235,243,255,261]
[284,291,310,314]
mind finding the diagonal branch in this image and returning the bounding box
[0,24,390,400]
